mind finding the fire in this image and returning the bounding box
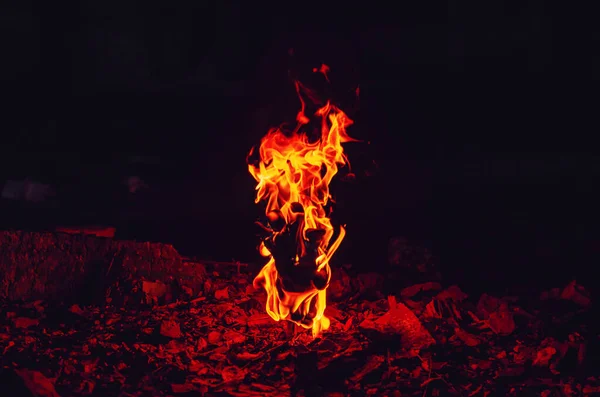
[248,78,355,337]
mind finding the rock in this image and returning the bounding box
[476,293,500,319]
[360,296,435,351]
[208,331,221,344]
[560,280,591,307]
[400,282,442,299]
[159,319,181,338]
[223,330,246,344]
[436,285,468,302]
[214,287,229,300]
[14,369,61,397]
[453,327,481,347]
[196,337,208,351]
[0,231,206,302]
[422,300,443,319]
[14,317,40,329]
[540,280,592,308]
[246,314,273,327]
[533,346,557,366]
[488,303,516,335]
[328,267,352,300]
[142,281,169,305]
[69,304,85,316]
[0,369,36,397]
[221,366,247,383]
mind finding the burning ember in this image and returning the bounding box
[247,74,355,337]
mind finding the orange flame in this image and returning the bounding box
[248,81,354,337]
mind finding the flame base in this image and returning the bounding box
[253,257,331,338]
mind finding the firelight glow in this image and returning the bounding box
[248,77,355,337]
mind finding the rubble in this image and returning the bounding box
[359,296,435,351]
[0,231,206,301]
[0,251,597,396]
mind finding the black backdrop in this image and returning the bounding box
[1,1,599,294]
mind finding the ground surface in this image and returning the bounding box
[0,261,597,397]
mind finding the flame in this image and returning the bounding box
[248,81,354,337]
[313,63,331,82]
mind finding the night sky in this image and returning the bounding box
[1,2,598,293]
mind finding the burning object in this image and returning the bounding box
[247,77,355,337]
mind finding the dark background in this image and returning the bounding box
[1,2,598,295]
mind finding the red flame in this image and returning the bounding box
[248,76,355,337]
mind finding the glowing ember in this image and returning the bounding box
[248,72,355,337]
